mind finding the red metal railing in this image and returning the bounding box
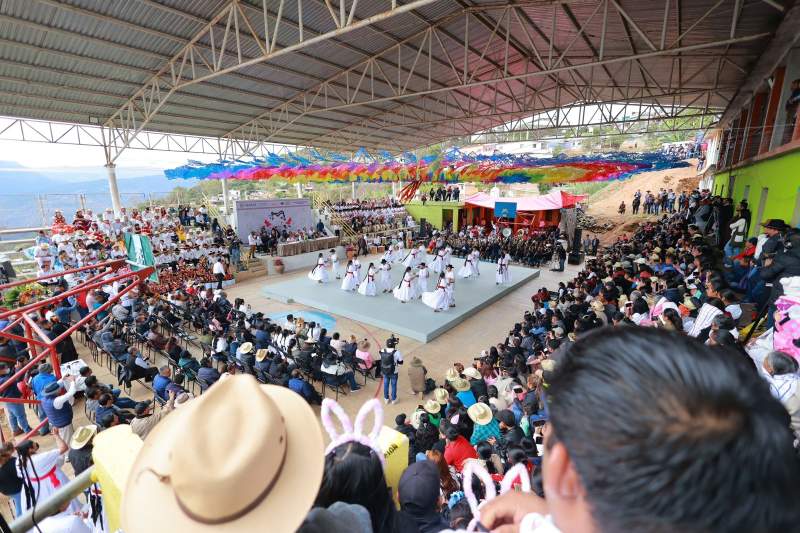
[0,260,153,443]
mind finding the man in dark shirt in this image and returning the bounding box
[67,425,96,476]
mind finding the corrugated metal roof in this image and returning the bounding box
[0,0,788,153]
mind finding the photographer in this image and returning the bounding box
[380,335,404,404]
[319,346,361,393]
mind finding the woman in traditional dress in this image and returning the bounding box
[443,246,453,267]
[422,272,449,312]
[470,248,481,276]
[458,253,475,279]
[496,253,507,285]
[416,244,427,266]
[378,259,393,293]
[402,246,419,269]
[382,245,395,264]
[432,247,446,274]
[308,253,329,283]
[341,260,358,292]
[329,249,341,279]
[393,267,415,303]
[358,263,378,296]
[417,262,430,295]
[501,252,512,284]
[16,431,80,516]
[445,264,456,308]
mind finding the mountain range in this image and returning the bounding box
[0,161,197,230]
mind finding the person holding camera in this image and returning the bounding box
[380,336,403,404]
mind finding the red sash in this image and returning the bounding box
[31,465,61,489]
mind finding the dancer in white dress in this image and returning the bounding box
[432,247,446,273]
[17,435,81,516]
[470,249,481,276]
[353,257,362,281]
[416,244,427,266]
[341,260,359,291]
[445,264,456,308]
[496,252,512,285]
[421,272,449,312]
[378,259,393,293]
[417,263,430,295]
[443,246,453,267]
[402,246,419,269]
[308,253,329,283]
[393,267,415,303]
[329,249,341,279]
[358,263,377,296]
[458,253,475,279]
[382,245,395,264]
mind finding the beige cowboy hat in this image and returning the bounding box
[444,368,460,382]
[433,388,449,405]
[423,399,441,415]
[255,349,268,362]
[239,342,254,354]
[451,377,471,393]
[70,425,97,450]
[462,367,481,381]
[122,375,324,533]
[467,402,493,426]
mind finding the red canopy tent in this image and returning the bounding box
[463,190,587,230]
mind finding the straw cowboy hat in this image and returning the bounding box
[450,378,471,393]
[255,349,269,362]
[444,368,460,382]
[423,399,441,415]
[433,388,449,405]
[467,402,493,426]
[462,367,482,381]
[70,425,97,450]
[122,375,324,533]
[239,342,254,354]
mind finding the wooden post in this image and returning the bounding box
[759,66,786,154]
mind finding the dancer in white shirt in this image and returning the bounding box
[358,263,378,296]
[417,263,430,295]
[378,259,393,293]
[471,249,481,276]
[382,245,395,264]
[393,267,415,303]
[458,253,475,279]
[432,247,446,273]
[402,246,419,269]
[329,249,341,279]
[340,260,358,291]
[308,253,329,283]
[422,272,449,312]
[353,257,362,281]
[443,246,453,267]
[416,244,427,266]
[445,264,456,308]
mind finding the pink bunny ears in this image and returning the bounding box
[462,461,532,532]
[321,398,385,465]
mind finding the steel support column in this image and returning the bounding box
[105,163,122,218]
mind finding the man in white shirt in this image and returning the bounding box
[212,257,226,289]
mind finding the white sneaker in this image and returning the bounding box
[384,398,390,404]
[391,399,398,405]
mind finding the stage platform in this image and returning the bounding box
[262,260,539,342]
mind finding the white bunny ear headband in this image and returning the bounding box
[321,398,385,466]
[443,461,534,533]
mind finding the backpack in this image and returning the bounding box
[380,349,396,376]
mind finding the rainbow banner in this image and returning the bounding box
[165,148,688,185]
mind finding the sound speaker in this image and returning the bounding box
[0,261,16,280]
[571,227,582,252]
[567,252,583,265]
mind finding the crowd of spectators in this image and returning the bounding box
[2,184,800,532]
[325,199,408,233]
[34,206,238,293]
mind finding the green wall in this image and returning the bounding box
[712,147,800,236]
[404,201,462,230]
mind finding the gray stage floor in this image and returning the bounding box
[262,260,539,342]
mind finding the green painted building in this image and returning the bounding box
[404,201,465,230]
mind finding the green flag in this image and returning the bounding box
[124,232,158,282]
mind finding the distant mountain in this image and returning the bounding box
[0,161,198,228]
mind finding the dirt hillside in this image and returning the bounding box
[584,159,701,244]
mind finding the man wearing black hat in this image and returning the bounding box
[40,376,78,444]
[759,219,789,261]
[397,461,449,533]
